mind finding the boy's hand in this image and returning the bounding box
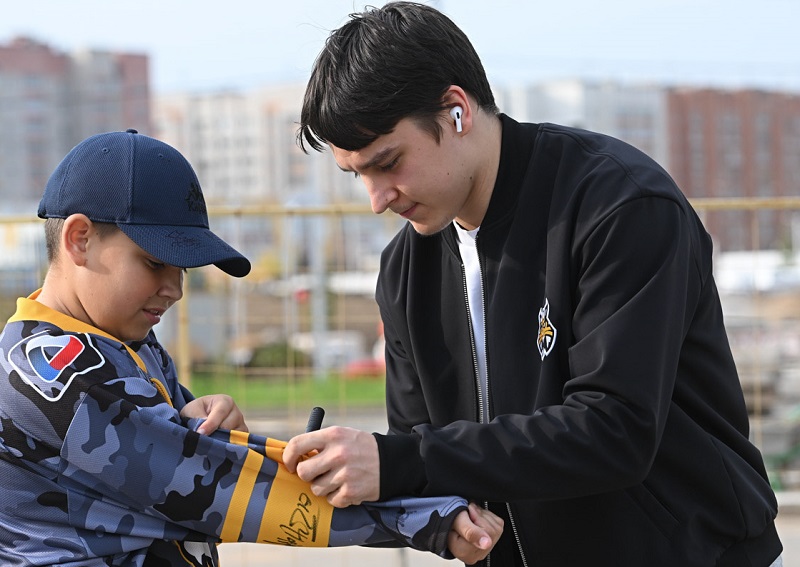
[448,502,504,564]
[180,394,248,435]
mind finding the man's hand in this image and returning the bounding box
[449,502,504,565]
[283,426,380,507]
[180,394,248,435]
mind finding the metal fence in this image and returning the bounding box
[2,197,800,564]
[2,197,800,480]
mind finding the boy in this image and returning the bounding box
[284,2,782,566]
[0,129,501,566]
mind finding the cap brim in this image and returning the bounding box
[119,224,251,277]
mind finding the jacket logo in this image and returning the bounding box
[537,299,557,360]
[27,334,84,382]
[9,331,105,402]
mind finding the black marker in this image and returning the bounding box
[305,406,325,432]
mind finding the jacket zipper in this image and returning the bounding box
[505,502,529,567]
[467,236,529,567]
[460,263,491,567]
[461,255,528,567]
[461,264,485,424]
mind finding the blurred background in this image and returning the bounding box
[1,0,799,564]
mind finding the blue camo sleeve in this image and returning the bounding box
[186,418,466,556]
[60,378,465,557]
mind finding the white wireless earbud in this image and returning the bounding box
[450,106,463,133]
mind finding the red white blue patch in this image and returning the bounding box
[27,334,84,382]
[8,331,105,402]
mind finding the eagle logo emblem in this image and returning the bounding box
[537,298,557,360]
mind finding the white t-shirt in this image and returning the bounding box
[454,221,489,422]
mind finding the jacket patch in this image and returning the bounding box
[537,299,557,360]
[8,331,105,402]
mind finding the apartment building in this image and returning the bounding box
[0,36,149,209]
[496,80,800,251]
[154,84,361,206]
[153,85,392,275]
[668,88,800,251]
[3,36,796,255]
[495,79,670,168]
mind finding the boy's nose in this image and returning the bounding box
[160,268,184,301]
[366,180,395,214]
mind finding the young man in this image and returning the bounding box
[0,129,501,566]
[284,2,783,565]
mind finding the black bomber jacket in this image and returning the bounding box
[373,115,781,566]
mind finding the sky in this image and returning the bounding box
[1,0,798,94]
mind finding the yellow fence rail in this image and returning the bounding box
[1,196,800,487]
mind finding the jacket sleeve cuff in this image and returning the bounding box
[373,432,427,499]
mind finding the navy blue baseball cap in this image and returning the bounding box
[38,129,251,277]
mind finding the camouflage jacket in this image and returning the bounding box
[0,293,466,566]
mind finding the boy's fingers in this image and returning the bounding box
[452,507,490,548]
[218,407,248,432]
[448,509,496,564]
[466,503,503,548]
[196,414,220,435]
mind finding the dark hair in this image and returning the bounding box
[298,1,498,153]
[44,218,118,263]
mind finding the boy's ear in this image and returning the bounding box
[442,85,472,135]
[61,214,93,267]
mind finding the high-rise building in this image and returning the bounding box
[495,79,670,168]
[161,77,800,257]
[496,80,800,252]
[154,84,361,206]
[668,88,800,251]
[153,85,392,275]
[0,36,150,208]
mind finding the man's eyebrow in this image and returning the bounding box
[339,146,398,173]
